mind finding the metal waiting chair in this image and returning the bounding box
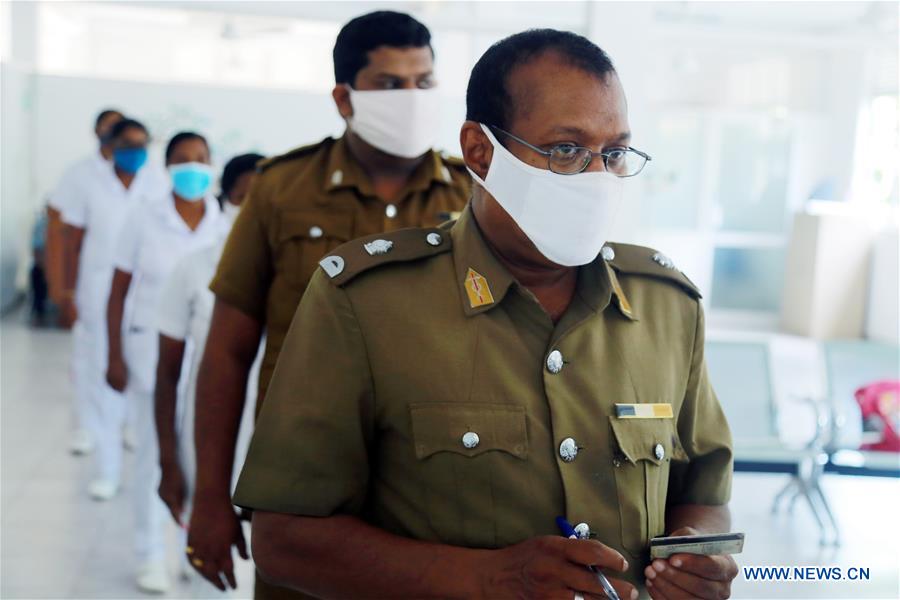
[705,339,838,545]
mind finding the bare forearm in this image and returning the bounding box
[106,293,125,360]
[62,225,83,293]
[194,302,261,499]
[106,270,132,362]
[46,209,64,301]
[252,512,485,599]
[666,504,731,534]
[194,356,248,496]
[155,338,185,467]
[154,376,180,466]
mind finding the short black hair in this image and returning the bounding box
[333,11,432,85]
[466,29,616,130]
[109,118,148,141]
[165,131,209,163]
[221,153,264,197]
[95,109,123,129]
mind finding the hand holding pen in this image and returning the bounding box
[476,522,636,599]
[556,516,633,600]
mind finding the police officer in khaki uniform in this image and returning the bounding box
[235,29,737,600]
[185,11,470,597]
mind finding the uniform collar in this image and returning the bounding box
[450,206,517,317]
[450,207,638,321]
[323,133,454,197]
[159,194,220,234]
[570,257,638,321]
[601,260,638,321]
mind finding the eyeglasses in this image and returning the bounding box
[489,125,651,177]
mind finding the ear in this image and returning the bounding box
[332,85,353,120]
[460,121,493,181]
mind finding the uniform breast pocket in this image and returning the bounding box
[275,211,354,290]
[409,402,529,548]
[608,416,687,557]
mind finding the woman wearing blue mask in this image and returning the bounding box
[111,125,150,178]
[153,152,264,597]
[105,131,221,594]
[58,117,169,504]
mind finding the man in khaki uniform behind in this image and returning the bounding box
[235,29,738,600]
[184,11,470,597]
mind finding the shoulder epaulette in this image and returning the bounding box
[606,242,702,298]
[318,223,454,287]
[257,138,332,173]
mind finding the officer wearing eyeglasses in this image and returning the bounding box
[487,126,651,177]
[233,29,737,600]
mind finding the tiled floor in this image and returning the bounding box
[2,314,255,599]
[2,312,899,599]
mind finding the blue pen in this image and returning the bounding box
[556,516,622,600]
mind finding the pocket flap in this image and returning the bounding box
[609,416,686,465]
[277,210,354,243]
[410,403,528,460]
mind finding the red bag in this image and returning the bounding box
[855,380,900,452]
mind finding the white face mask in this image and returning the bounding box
[467,124,625,267]
[346,87,440,159]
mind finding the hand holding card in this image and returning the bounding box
[645,528,741,600]
[650,532,744,559]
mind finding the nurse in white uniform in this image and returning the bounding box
[51,108,122,455]
[105,131,221,594]
[59,117,169,499]
[154,153,264,597]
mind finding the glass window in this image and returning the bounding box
[35,3,340,92]
[32,2,583,98]
[852,94,899,207]
[642,113,705,229]
[714,116,791,233]
[710,246,786,311]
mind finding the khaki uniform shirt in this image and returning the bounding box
[234,206,733,593]
[210,135,471,411]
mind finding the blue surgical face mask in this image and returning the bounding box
[169,162,214,201]
[113,147,148,174]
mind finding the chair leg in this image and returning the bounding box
[787,485,803,514]
[797,478,830,546]
[772,477,797,514]
[811,481,841,546]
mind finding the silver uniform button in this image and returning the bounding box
[546,350,564,374]
[462,431,480,449]
[654,443,665,460]
[601,246,615,261]
[364,239,394,256]
[559,437,578,462]
[318,255,345,278]
[652,252,676,270]
[330,170,343,185]
[426,232,442,246]
[574,522,591,539]
[385,204,398,219]
[308,226,323,239]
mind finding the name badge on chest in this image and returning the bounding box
[614,403,673,419]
